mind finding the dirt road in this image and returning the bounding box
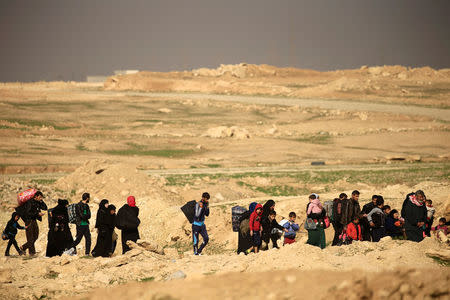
[99,90,450,121]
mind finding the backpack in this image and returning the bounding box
[180,200,196,224]
[67,204,78,224]
[231,206,247,232]
[323,201,334,221]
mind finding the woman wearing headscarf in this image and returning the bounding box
[116,196,140,254]
[306,194,327,249]
[260,200,286,250]
[91,199,112,257]
[401,190,427,242]
[237,202,257,255]
[46,199,73,257]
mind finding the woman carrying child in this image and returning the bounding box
[306,194,326,249]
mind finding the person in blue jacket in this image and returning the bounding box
[3,212,26,256]
[283,212,300,245]
[192,192,210,255]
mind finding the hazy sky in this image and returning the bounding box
[1,0,449,82]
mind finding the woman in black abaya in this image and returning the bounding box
[46,199,73,257]
[92,200,116,257]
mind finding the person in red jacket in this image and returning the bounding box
[249,204,263,253]
[347,215,362,242]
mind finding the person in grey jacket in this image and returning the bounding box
[367,196,386,242]
[192,192,210,255]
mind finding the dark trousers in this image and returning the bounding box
[121,229,139,254]
[192,224,209,254]
[262,232,280,249]
[5,237,21,255]
[72,225,91,255]
[332,222,344,246]
[22,219,39,255]
[361,220,372,241]
[372,227,386,242]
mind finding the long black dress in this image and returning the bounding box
[46,199,74,257]
[92,201,115,257]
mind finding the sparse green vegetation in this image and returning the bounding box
[76,142,88,151]
[3,118,73,130]
[31,179,57,185]
[205,164,221,168]
[44,270,59,279]
[294,134,333,144]
[140,276,155,282]
[427,255,450,267]
[104,143,195,158]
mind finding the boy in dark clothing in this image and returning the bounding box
[192,192,210,255]
[3,212,26,256]
[18,191,47,255]
[71,193,92,255]
[361,195,378,241]
[368,197,386,242]
[249,204,263,253]
[261,210,287,249]
[331,193,347,246]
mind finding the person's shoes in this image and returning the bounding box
[5,253,10,257]
[19,250,25,256]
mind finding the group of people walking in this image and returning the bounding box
[305,189,448,249]
[2,191,141,257]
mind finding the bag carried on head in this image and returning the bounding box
[231,206,247,232]
[67,204,78,224]
[180,200,196,224]
[304,218,317,230]
[17,189,37,206]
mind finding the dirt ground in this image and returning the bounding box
[0,64,449,299]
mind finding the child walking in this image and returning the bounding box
[3,212,26,256]
[192,192,210,255]
[249,204,263,253]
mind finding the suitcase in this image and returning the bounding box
[231,206,247,232]
[181,200,196,224]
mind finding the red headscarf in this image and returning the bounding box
[127,196,136,207]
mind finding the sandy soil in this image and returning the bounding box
[0,64,449,299]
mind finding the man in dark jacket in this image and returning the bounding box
[18,191,47,255]
[341,190,361,226]
[361,195,378,241]
[71,193,91,255]
[116,196,140,254]
[331,193,347,246]
[402,190,427,242]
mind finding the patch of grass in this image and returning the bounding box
[44,270,59,279]
[0,125,25,130]
[140,276,155,282]
[70,189,76,196]
[163,163,450,188]
[3,118,73,130]
[80,255,94,259]
[294,134,333,144]
[105,143,195,158]
[76,142,88,151]
[252,110,274,119]
[285,83,310,88]
[427,255,450,267]
[203,270,217,276]
[31,179,57,185]
[171,240,192,255]
[135,119,162,123]
[205,164,221,168]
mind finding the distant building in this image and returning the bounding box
[86,75,108,83]
[114,70,139,75]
